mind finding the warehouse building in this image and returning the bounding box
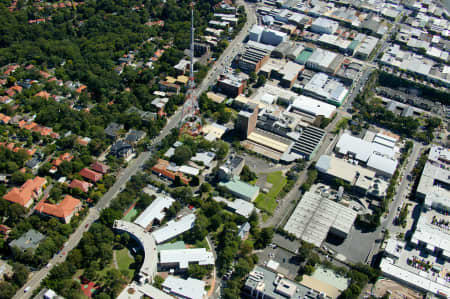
[284,191,357,247]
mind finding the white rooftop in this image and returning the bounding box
[213,196,255,218]
[290,95,336,118]
[134,196,175,228]
[152,214,196,244]
[159,248,214,269]
[191,152,216,167]
[380,259,450,297]
[336,133,395,162]
[179,165,200,176]
[162,276,205,299]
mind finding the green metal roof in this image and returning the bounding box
[219,176,260,201]
[296,49,313,65]
[348,40,359,51]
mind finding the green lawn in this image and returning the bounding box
[122,208,138,222]
[254,171,287,214]
[116,248,135,278]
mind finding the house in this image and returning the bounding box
[69,179,92,193]
[125,129,146,145]
[238,222,251,240]
[110,140,134,159]
[104,122,124,140]
[9,229,45,253]
[34,195,82,223]
[90,161,109,174]
[52,153,74,167]
[151,159,190,185]
[0,113,11,124]
[26,156,41,170]
[79,168,103,183]
[3,176,47,208]
[35,91,51,100]
[0,224,11,240]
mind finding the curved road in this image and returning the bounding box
[13,1,256,298]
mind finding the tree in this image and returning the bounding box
[255,227,273,249]
[153,275,164,289]
[240,165,257,182]
[187,264,210,279]
[199,182,212,194]
[0,282,16,299]
[12,263,30,286]
[256,75,266,87]
[99,208,122,226]
[171,145,192,165]
[215,141,229,160]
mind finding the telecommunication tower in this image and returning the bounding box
[180,2,200,125]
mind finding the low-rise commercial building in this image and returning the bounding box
[159,248,214,271]
[152,213,196,244]
[218,176,260,202]
[162,276,205,299]
[306,49,342,74]
[310,17,339,34]
[287,95,336,119]
[302,73,348,106]
[213,196,255,218]
[134,196,175,229]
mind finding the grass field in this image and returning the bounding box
[116,248,135,278]
[122,208,138,222]
[254,171,287,214]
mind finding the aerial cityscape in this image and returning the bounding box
[0,0,448,299]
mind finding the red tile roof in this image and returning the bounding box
[79,168,103,182]
[35,195,81,221]
[90,161,109,174]
[52,152,74,167]
[35,91,51,100]
[0,113,11,124]
[76,85,87,93]
[151,159,189,184]
[3,176,47,207]
[69,179,91,193]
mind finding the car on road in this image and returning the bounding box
[24,286,31,293]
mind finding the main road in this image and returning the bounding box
[13,1,257,298]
